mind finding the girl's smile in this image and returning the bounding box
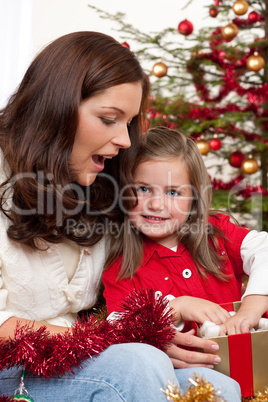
[129,157,193,248]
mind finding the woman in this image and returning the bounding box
[0,31,240,400]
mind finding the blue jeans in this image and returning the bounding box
[0,343,241,401]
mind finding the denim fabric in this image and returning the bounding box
[0,343,240,401]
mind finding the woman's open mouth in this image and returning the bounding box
[92,154,105,171]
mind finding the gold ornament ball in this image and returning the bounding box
[232,0,249,15]
[224,47,242,62]
[221,23,239,42]
[152,61,168,78]
[246,52,265,72]
[196,138,210,155]
[241,155,259,175]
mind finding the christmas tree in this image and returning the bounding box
[89,1,268,230]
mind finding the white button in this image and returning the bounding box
[165,277,169,280]
[182,269,192,279]
[155,291,162,300]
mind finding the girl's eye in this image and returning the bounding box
[100,117,116,126]
[137,186,150,194]
[167,189,179,197]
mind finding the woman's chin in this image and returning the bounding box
[77,172,97,187]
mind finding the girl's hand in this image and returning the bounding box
[219,294,268,335]
[165,329,221,369]
[169,296,230,326]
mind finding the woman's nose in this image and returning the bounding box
[112,126,131,149]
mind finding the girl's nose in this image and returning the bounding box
[147,196,165,212]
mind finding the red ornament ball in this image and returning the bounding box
[121,41,130,49]
[229,151,245,168]
[209,137,222,150]
[209,7,219,18]
[248,11,261,23]
[178,19,194,36]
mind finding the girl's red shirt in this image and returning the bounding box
[103,214,250,315]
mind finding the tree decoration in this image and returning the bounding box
[196,136,210,155]
[10,369,34,401]
[246,52,265,72]
[250,388,268,401]
[241,154,259,174]
[248,10,261,23]
[232,0,249,16]
[209,6,219,18]
[0,289,175,379]
[162,375,225,401]
[224,46,243,62]
[121,41,130,48]
[0,395,10,402]
[152,61,168,78]
[221,23,239,41]
[209,135,222,150]
[178,19,194,36]
[87,0,268,231]
[229,151,245,168]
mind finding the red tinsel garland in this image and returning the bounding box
[186,23,268,111]
[0,289,175,380]
[0,396,9,402]
[148,101,268,144]
[111,288,176,348]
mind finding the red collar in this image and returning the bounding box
[142,237,186,265]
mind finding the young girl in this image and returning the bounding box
[103,126,268,337]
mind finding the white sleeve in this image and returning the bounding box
[0,266,14,326]
[164,294,185,332]
[241,230,268,299]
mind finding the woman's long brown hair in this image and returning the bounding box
[0,31,150,248]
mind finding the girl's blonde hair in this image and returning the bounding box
[105,126,228,280]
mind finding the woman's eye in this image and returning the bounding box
[137,186,150,193]
[167,189,179,196]
[100,117,116,126]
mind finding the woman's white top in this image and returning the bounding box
[0,149,106,328]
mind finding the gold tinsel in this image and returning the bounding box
[243,388,268,401]
[162,375,226,401]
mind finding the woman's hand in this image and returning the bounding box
[219,294,268,335]
[0,316,70,340]
[165,329,221,369]
[169,296,230,326]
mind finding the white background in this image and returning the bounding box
[0,0,218,107]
